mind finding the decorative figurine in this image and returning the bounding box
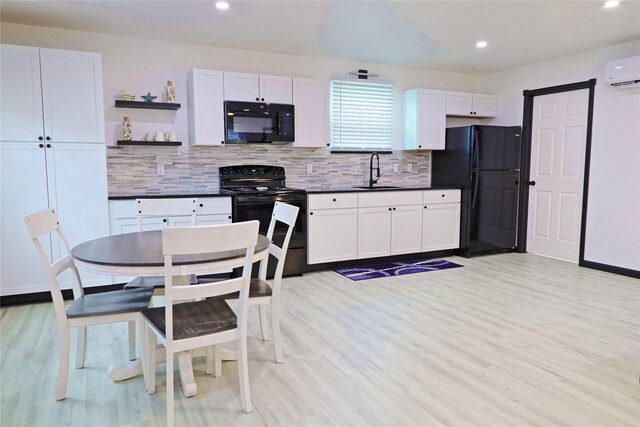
[165,80,175,103]
[120,90,135,101]
[122,116,132,141]
[141,92,157,102]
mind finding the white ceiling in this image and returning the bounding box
[1,1,639,74]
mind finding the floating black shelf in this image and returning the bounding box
[115,100,181,110]
[116,140,182,146]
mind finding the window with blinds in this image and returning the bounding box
[330,80,394,151]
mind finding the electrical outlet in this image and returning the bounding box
[306,164,313,174]
[157,163,165,176]
[407,163,413,172]
[393,163,399,173]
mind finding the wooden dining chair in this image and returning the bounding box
[124,197,198,360]
[23,208,153,401]
[142,220,259,425]
[207,201,299,372]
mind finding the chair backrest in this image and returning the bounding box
[161,220,260,342]
[136,198,198,231]
[23,208,84,324]
[257,201,300,282]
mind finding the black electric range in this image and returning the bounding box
[219,165,306,277]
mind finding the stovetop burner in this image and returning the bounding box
[219,165,306,197]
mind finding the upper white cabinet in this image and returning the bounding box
[0,44,104,143]
[292,78,329,148]
[403,89,447,150]
[188,69,225,146]
[223,72,292,104]
[446,91,497,117]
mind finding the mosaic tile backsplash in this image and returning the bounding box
[107,145,431,196]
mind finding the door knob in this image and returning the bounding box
[528,180,536,186]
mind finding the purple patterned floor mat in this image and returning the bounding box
[335,259,463,281]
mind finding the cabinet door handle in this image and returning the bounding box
[392,207,396,210]
[528,180,536,186]
[388,207,392,211]
[46,143,51,148]
[261,98,264,101]
[310,212,314,215]
[39,143,44,148]
[256,97,260,101]
[45,136,51,141]
[441,194,445,197]
[332,198,336,202]
[418,145,422,148]
[424,206,427,209]
[228,215,232,219]
[221,141,225,145]
[199,203,204,207]
[162,218,167,223]
[38,136,43,141]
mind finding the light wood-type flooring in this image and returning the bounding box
[1,253,639,426]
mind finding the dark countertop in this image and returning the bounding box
[305,185,460,194]
[109,186,461,199]
[109,192,229,201]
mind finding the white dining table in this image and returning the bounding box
[71,229,270,397]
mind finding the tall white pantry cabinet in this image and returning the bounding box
[1,44,109,296]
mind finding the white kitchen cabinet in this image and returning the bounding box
[292,78,329,148]
[308,193,358,264]
[357,191,423,259]
[422,190,461,252]
[109,197,232,282]
[0,44,105,143]
[391,204,424,255]
[109,197,232,234]
[223,72,292,104]
[446,91,497,117]
[188,69,225,146]
[1,142,109,296]
[358,207,393,259]
[403,89,447,150]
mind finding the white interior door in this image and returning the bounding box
[527,89,588,262]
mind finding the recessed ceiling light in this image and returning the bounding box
[215,1,230,10]
[476,41,488,48]
[603,1,620,8]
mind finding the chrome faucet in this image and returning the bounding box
[369,152,381,188]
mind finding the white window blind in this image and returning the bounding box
[330,80,394,151]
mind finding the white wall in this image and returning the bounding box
[483,40,640,272]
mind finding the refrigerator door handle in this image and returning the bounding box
[470,170,479,209]
[472,128,480,170]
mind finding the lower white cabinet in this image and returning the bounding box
[308,189,461,266]
[1,142,109,296]
[109,197,232,281]
[357,191,423,259]
[308,193,358,264]
[422,190,461,252]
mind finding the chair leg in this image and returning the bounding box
[214,345,222,378]
[237,337,252,413]
[146,326,157,394]
[166,350,174,427]
[137,318,148,390]
[75,326,87,369]
[272,302,284,364]
[56,327,71,401]
[128,321,136,361]
[258,305,270,341]
[205,346,213,375]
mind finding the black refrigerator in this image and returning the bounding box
[431,125,522,257]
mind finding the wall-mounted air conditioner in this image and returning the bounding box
[605,55,640,88]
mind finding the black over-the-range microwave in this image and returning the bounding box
[224,101,295,143]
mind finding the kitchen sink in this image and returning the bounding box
[353,186,402,190]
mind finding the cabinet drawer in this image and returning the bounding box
[423,189,461,204]
[110,199,137,219]
[197,197,231,215]
[358,191,422,208]
[308,193,357,210]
